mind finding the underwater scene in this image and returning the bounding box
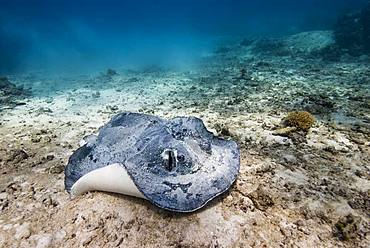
[0,0,370,247]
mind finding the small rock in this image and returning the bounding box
[108,233,118,242]
[31,135,42,143]
[106,105,119,112]
[45,98,53,104]
[46,154,55,161]
[0,192,8,200]
[115,237,124,246]
[43,136,52,143]
[295,220,305,227]
[15,223,31,240]
[42,196,53,207]
[0,199,9,210]
[6,149,29,163]
[273,127,297,136]
[281,154,298,164]
[49,165,64,174]
[53,229,66,243]
[92,91,101,98]
[37,107,53,114]
[81,232,95,246]
[248,186,274,211]
[298,226,311,235]
[126,77,138,83]
[124,219,135,229]
[214,123,231,136]
[35,234,53,248]
[333,214,362,241]
[37,129,48,135]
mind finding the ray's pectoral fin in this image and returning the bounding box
[65,112,240,212]
[70,163,146,199]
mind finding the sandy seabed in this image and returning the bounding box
[0,31,369,247]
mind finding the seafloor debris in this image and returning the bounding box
[65,112,240,212]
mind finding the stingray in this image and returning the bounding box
[65,112,240,212]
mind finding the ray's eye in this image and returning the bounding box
[163,149,176,172]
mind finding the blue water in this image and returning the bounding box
[0,0,368,74]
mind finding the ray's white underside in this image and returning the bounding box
[71,163,146,199]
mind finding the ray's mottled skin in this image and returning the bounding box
[65,112,240,212]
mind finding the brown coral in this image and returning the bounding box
[284,111,315,131]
